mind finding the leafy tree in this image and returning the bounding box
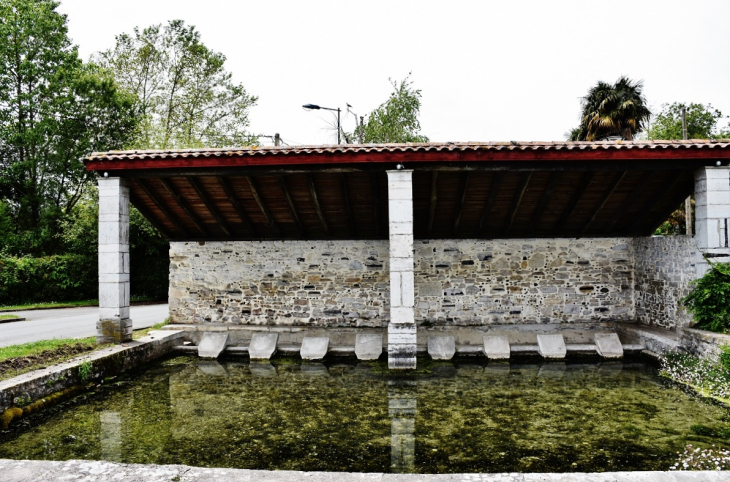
[568,76,651,141]
[352,75,429,144]
[96,20,258,149]
[0,0,138,255]
[649,102,729,140]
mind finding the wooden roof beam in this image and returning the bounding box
[158,178,209,237]
[187,177,232,238]
[479,172,503,233]
[603,171,653,234]
[452,172,471,235]
[503,172,533,236]
[372,173,380,237]
[129,191,172,238]
[527,172,563,236]
[307,174,330,237]
[578,172,627,236]
[136,179,190,237]
[630,171,686,235]
[427,171,439,235]
[553,172,595,235]
[278,175,305,237]
[218,177,257,237]
[246,176,280,236]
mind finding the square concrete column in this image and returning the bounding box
[97,177,132,343]
[694,167,730,277]
[387,169,416,369]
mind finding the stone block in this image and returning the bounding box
[355,334,383,360]
[483,335,511,359]
[388,199,413,223]
[389,234,413,257]
[248,333,278,360]
[300,336,329,360]
[390,306,415,324]
[537,334,566,359]
[198,332,229,358]
[427,336,455,360]
[594,333,624,359]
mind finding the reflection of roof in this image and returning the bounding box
[84,141,730,241]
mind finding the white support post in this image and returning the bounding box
[387,169,416,369]
[694,167,730,277]
[97,177,132,343]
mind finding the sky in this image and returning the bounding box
[57,0,730,147]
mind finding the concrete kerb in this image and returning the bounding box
[0,330,184,417]
[0,317,25,324]
[1,460,729,482]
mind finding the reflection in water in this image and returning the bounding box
[388,380,417,473]
[2,357,730,473]
[99,411,121,462]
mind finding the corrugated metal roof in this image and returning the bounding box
[87,140,730,162]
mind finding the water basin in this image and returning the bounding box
[1,356,728,473]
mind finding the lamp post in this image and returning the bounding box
[302,104,341,144]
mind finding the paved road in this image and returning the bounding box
[0,304,169,347]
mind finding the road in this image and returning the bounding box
[0,304,169,347]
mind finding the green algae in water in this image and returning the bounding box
[1,357,730,473]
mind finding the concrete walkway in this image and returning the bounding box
[0,304,169,347]
[0,460,727,482]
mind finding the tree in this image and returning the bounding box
[352,75,429,144]
[568,76,651,141]
[649,102,729,140]
[96,20,258,149]
[0,0,138,255]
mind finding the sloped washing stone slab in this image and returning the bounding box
[355,334,383,360]
[483,335,511,359]
[300,337,329,360]
[427,336,455,360]
[595,333,624,358]
[537,334,566,359]
[248,333,278,360]
[197,332,229,358]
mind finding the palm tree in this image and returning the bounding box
[568,76,651,141]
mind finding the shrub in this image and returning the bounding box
[0,255,97,305]
[682,261,730,333]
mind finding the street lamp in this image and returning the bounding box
[302,103,341,144]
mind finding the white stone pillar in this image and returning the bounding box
[694,167,730,277]
[387,169,416,369]
[98,177,132,343]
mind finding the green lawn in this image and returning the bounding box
[132,319,170,340]
[0,337,97,362]
[0,314,21,320]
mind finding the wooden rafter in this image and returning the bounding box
[553,171,595,235]
[308,174,330,237]
[136,179,189,237]
[427,171,439,235]
[187,177,232,238]
[452,172,471,235]
[503,172,533,236]
[129,191,172,238]
[479,172,503,233]
[603,171,653,234]
[158,178,209,237]
[278,175,304,237]
[218,177,256,237]
[246,176,280,236]
[372,172,380,237]
[527,172,563,236]
[578,172,627,236]
[340,174,355,238]
[630,171,687,235]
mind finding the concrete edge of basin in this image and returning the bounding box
[1,459,729,481]
[0,330,184,419]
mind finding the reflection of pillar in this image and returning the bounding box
[100,411,122,462]
[387,169,416,369]
[388,380,417,473]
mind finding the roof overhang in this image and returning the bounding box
[84,141,730,241]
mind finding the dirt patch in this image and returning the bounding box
[0,343,96,378]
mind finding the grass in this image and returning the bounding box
[132,318,170,340]
[0,337,97,362]
[0,314,21,320]
[0,296,164,312]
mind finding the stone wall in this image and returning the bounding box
[632,236,698,330]
[169,238,636,326]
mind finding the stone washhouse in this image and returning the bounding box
[85,141,730,368]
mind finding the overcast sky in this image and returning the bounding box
[57,0,730,147]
